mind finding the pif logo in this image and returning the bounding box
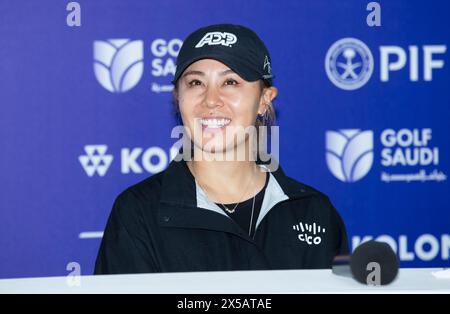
[325,38,374,90]
[325,38,447,90]
[195,32,237,48]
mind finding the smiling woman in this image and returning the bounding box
[94,24,349,275]
[173,60,275,164]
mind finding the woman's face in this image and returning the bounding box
[176,59,275,154]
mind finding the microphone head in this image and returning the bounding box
[350,240,399,285]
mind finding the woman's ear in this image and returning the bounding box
[258,86,278,115]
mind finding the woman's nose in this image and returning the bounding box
[204,85,224,109]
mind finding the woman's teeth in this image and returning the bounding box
[200,118,231,128]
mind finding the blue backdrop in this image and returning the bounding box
[0,0,449,279]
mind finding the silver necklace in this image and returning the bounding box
[219,200,240,214]
[219,194,256,237]
[191,163,258,236]
[193,163,257,214]
[249,195,256,237]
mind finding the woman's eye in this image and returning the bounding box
[188,79,202,87]
[224,79,238,86]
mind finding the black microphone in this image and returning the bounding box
[332,240,399,285]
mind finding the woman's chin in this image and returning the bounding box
[191,140,248,159]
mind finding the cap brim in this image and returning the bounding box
[171,53,262,85]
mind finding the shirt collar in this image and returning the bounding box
[160,154,317,212]
[195,164,289,230]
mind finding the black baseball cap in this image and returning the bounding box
[172,23,274,86]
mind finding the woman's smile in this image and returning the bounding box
[199,117,232,135]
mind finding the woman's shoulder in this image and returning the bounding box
[114,171,166,208]
[270,164,329,200]
[277,171,341,215]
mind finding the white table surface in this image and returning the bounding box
[0,268,449,294]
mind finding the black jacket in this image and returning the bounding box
[95,158,349,274]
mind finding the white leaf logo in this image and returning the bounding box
[326,129,373,182]
[93,39,143,93]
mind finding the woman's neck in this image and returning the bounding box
[186,158,267,204]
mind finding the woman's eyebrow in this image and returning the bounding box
[182,70,204,78]
[182,69,236,78]
[219,69,236,76]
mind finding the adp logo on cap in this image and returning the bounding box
[195,32,238,48]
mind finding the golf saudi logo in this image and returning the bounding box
[93,39,144,93]
[326,130,374,183]
[325,38,374,90]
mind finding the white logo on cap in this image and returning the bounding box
[263,55,272,78]
[195,32,237,48]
